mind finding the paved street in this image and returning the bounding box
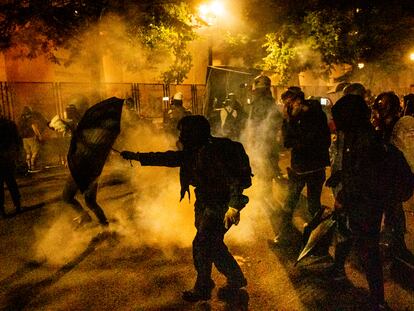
[1,152,414,311]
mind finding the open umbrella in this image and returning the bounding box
[295,211,336,265]
[68,97,124,192]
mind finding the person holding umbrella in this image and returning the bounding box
[63,97,124,227]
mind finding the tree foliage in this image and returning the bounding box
[225,0,414,85]
[0,0,197,84]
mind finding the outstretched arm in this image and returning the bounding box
[120,150,184,167]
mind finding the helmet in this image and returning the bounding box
[343,83,366,97]
[173,92,184,101]
[327,82,351,94]
[177,115,211,149]
[253,75,271,89]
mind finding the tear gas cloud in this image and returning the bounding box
[33,111,287,265]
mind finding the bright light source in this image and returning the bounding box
[199,4,209,16]
[410,53,414,61]
[357,62,365,69]
[198,1,225,23]
[163,97,169,101]
[210,1,225,17]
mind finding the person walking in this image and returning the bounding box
[121,115,252,302]
[372,92,414,265]
[328,94,387,310]
[17,106,43,172]
[273,87,331,249]
[0,115,22,217]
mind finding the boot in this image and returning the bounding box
[182,279,215,302]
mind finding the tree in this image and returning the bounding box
[221,0,414,86]
[0,0,197,84]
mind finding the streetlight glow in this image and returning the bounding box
[198,1,225,24]
[410,52,414,61]
[210,1,225,17]
[199,4,209,16]
[357,62,365,69]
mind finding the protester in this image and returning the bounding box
[328,94,387,310]
[217,93,247,141]
[402,93,414,117]
[273,87,331,251]
[246,74,283,181]
[329,83,368,199]
[18,106,43,172]
[372,92,414,265]
[60,98,110,227]
[120,115,252,302]
[0,115,22,217]
[164,92,191,135]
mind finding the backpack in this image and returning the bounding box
[217,137,253,189]
[383,143,414,202]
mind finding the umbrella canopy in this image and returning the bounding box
[68,97,124,192]
[296,214,336,265]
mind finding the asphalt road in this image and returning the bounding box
[1,153,414,311]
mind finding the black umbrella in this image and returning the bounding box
[68,97,124,192]
[296,214,336,265]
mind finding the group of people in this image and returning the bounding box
[1,79,413,310]
[133,77,414,309]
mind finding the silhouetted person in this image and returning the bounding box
[218,93,247,141]
[246,75,283,181]
[164,92,191,135]
[273,87,331,249]
[328,94,387,310]
[60,99,109,227]
[121,115,252,302]
[372,92,414,265]
[0,115,22,217]
[18,106,43,172]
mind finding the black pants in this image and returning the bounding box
[62,175,108,224]
[382,201,407,250]
[278,168,326,236]
[0,161,21,214]
[335,204,384,305]
[192,202,245,291]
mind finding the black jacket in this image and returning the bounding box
[282,102,331,173]
[138,137,251,210]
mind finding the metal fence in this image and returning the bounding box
[0,82,206,121]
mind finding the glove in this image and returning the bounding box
[223,207,240,230]
[120,151,139,161]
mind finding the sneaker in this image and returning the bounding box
[182,279,215,303]
[217,277,247,298]
[28,169,42,173]
[73,213,93,225]
[182,289,212,302]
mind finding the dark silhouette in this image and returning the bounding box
[0,116,22,217]
[121,115,252,303]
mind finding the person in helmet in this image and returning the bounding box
[120,115,252,302]
[343,82,366,97]
[246,74,283,181]
[218,93,247,141]
[165,92,191,135]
